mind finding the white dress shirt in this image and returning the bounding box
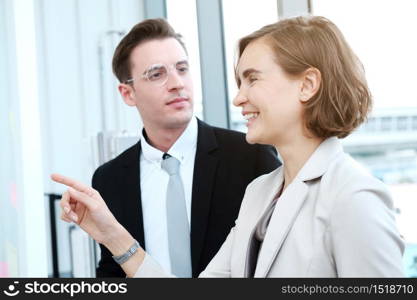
[139,117,197,274]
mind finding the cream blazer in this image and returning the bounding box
[135,137,405,277]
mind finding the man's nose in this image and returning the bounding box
[166,69,185,90]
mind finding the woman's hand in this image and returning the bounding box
[51,173,146,277]
[51,173,124,246]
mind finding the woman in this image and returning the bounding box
[53,16,404,277]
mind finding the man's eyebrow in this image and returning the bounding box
[176,59,189,65]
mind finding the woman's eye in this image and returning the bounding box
[248,76,257,84]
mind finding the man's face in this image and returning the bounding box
[121,38,194,131]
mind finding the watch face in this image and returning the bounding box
[113,240,139,264]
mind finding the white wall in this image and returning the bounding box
[0,0,23,277]
[0,0,50,277]
[1,0,146,277]
[36,0,145,194]
[35,0,146,276]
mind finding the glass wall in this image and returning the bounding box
[221,0,278,132]
[166,0,204,120]
[0,0,20,277]
[313,0,417,277]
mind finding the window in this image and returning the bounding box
[397,116,408,131]
[362,117,376,132]
[166,0,204,120]
[381,117,393,131]
[413,116,417,130]
[221,0,278,132]
[313,0,417,277]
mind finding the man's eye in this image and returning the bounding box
[177,65,189,73]
[149,72,163,80]
[148,68,167,80]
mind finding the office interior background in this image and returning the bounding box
[1,0,416,277]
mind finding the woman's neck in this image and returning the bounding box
[275,135,324,190]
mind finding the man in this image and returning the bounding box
[93,18,280,277]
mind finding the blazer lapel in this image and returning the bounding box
[254,179,309,277]
[121,142,146,249]
[190,120,219,275]
[239,169,284,277]
[251,137,343,277]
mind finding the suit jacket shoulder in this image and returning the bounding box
[92,142,139,187]
[197,120,280,177]
[92,141,142,278]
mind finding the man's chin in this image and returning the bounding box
[165,113,193,129]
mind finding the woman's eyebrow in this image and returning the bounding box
[242,68,261,79]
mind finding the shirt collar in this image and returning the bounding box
[140,117,198,164]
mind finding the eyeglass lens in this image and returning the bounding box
[143,61,189,85]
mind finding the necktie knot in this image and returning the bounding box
[161,155,180,175]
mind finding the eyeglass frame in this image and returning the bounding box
[123,60,190,86]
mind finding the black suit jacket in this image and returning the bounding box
[93,119,280,277]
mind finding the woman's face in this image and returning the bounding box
[234,39,305,146]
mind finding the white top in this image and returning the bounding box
[139,117,198,274]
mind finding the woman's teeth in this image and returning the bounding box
[244,113,259,120]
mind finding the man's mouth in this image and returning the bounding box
[167,97,188,105]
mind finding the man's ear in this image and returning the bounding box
[299,68,321,102]
[118,83,137,107]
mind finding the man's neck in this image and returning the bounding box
[143,122,190,153]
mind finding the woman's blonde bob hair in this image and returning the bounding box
[236,16,372,138]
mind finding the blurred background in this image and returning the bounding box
[1,0,416,277]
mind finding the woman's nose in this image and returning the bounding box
[233,89,247,107]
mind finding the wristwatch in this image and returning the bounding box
[112,240,140,265]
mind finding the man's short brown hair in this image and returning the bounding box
[112,18,186,84]
[237,16,372,138]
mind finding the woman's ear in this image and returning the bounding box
[118,84,137,107]
[300,68,321,102]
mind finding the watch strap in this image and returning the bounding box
[112,240,140,265]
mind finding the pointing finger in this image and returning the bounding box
[51,173,96,197]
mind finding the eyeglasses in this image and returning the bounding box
[124,60,190,86]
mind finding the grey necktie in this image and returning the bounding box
[161,154,192,277]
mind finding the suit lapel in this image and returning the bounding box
[254,179,309,277]
[120,142,145,249]
[190,120,219,275]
